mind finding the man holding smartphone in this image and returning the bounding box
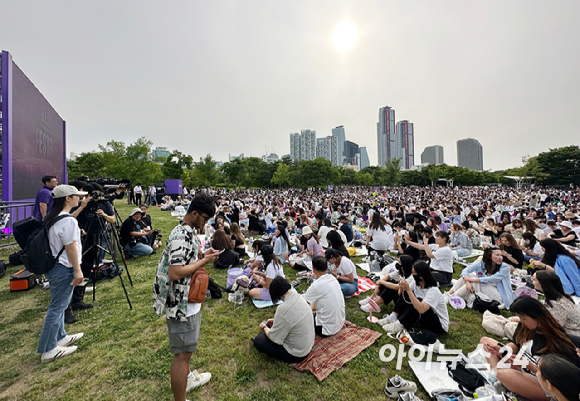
[153,194,219,401]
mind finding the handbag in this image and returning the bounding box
[188,267,209,303]
[447,359,486,396]
[472,295,501,314]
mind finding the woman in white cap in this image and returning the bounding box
[297,226,325,258]
[37,185,87,362]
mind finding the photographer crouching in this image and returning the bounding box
[65,183,116,324]
[120,208,154,258]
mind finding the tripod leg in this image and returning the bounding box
[117,272,133,311]
[111,226,133,287]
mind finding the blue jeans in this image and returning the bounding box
[340,278,358,297]
[455,248,472,257]
[524,254,541,262]
[37,263,74,354]
[124,242,153,256]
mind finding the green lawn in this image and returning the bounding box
[0,202,508,401]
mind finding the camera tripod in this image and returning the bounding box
[82,211,133,310]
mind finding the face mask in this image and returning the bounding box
[413,274,421,283]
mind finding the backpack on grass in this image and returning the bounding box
[21,215,74,275]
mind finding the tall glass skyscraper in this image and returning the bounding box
[457,138,483,171]
[396,120,414,169]
[377,106,396,167]
[331,125,346,166]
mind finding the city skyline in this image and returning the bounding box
[3,1,578,171]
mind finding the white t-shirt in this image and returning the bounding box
[318,226,331,248]
[367,225,392,251]
[409,281,449,332]
[430,246,454,274]
[304,274,345,336]
[48,212,82,268]
[265,261,285,280]
[336,257,358,280]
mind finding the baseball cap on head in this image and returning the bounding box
[129,208,143,217]
[52,185,88,199]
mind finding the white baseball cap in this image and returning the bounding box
[52,185,88,199]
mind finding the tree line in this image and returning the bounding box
[67,138,580,188]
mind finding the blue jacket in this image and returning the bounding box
[555,255,580,296]
[461,260,516,309]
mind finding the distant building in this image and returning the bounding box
[229,153,245,161]
[343,140,359,166]
[421,145,444,165]
[263,153,279,163]
[316,136,339,165]
[280,154,291,160]
[290,129,316,162]
[332,125,346,166]
[457,138,483,171]
[377,106,396,167]
[359,147,370,169]
[153,146,171,159]
[69,152,78,160]
[396,120,414,169]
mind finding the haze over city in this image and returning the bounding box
[1,0,579,170]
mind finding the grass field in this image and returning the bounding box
[0,202,508,401]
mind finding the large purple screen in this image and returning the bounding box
[11,61,65,200]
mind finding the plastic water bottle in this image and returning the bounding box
[473,386,496,398]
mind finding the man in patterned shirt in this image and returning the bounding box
[153,194,219,400]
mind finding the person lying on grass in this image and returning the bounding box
[249,245,285,301]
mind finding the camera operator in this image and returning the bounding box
[120,208,154,258]
[139,204,161,250]
[64,183,116,322]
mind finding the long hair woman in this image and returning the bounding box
[249,245,285,301]
[37,185,87,363]
[533,238,580,296]
[480,296,580,401]
[532,271,580,336]
[365,211,392,254]
[273,224,291,263]
[537,354,580,401]
[498,232,524,273]
[230,222,246,258]
[521,231,543,269]
[326,230,350,258]
[447,246,515,309]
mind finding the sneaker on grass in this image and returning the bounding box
[384,375,418,398]
[360,303,371,313]
[358,296,371,306]
[377,315,393,326]
[41,346,77,363]
[397,392,423,401]
[382,321,404,335]
[57,333,84,347]
[186,370,211,392]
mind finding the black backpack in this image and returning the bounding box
[472,295,501,314]
[207,278,224,299]
[447,359,486,396]
[21,215,74,275]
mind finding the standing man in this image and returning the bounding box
[153,194,220,400]
[134,183,143,206]
[33,175,58,221]
[150,185,157,206]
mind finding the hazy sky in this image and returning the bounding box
[2,0,579,170]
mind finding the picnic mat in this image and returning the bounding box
[295,321,382,381]
[353,276,376,297]
[357,262,370,273]
[408,360,460,396]
[251,286,297,309]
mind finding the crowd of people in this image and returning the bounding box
[31,180,580,401]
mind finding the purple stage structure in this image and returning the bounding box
[165,179,183,195]
[1,50,67,228]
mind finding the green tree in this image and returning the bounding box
[67,152,106,179]
[535,146,580,185]
[271,163,291,188]
[162,151,193,180]
[189,155,220,187]
[382,157,402,186]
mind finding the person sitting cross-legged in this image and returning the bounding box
[324,248,358,297]
[304,256,345,337]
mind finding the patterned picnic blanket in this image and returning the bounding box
[295,321,382,381]
[353,276,375,296]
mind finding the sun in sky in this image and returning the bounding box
[332,22,357,51]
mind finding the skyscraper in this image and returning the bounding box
[377,106,396,167]
[421,145,444,165]
[290,129,317,162]
[359,147,370,169]
[316,136,339,165]
[396,120,414,169]
[457,138,483,171]
[343,140,359,165]
[331,125,346,166]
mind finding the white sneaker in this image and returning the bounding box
[358,297,371,306]
[398,392,423,401]
[41,346,77,363]
[442,291,451,302]
[186,370,211,392]
[466,294,476,308]
[377,315,394,326]
[57,333,84,347]
[384,375,418,398]
[383,321,403,335]
[360,304,371,313]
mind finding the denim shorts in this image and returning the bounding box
[166,312,201,355]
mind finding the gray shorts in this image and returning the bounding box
[166,312,201,355]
